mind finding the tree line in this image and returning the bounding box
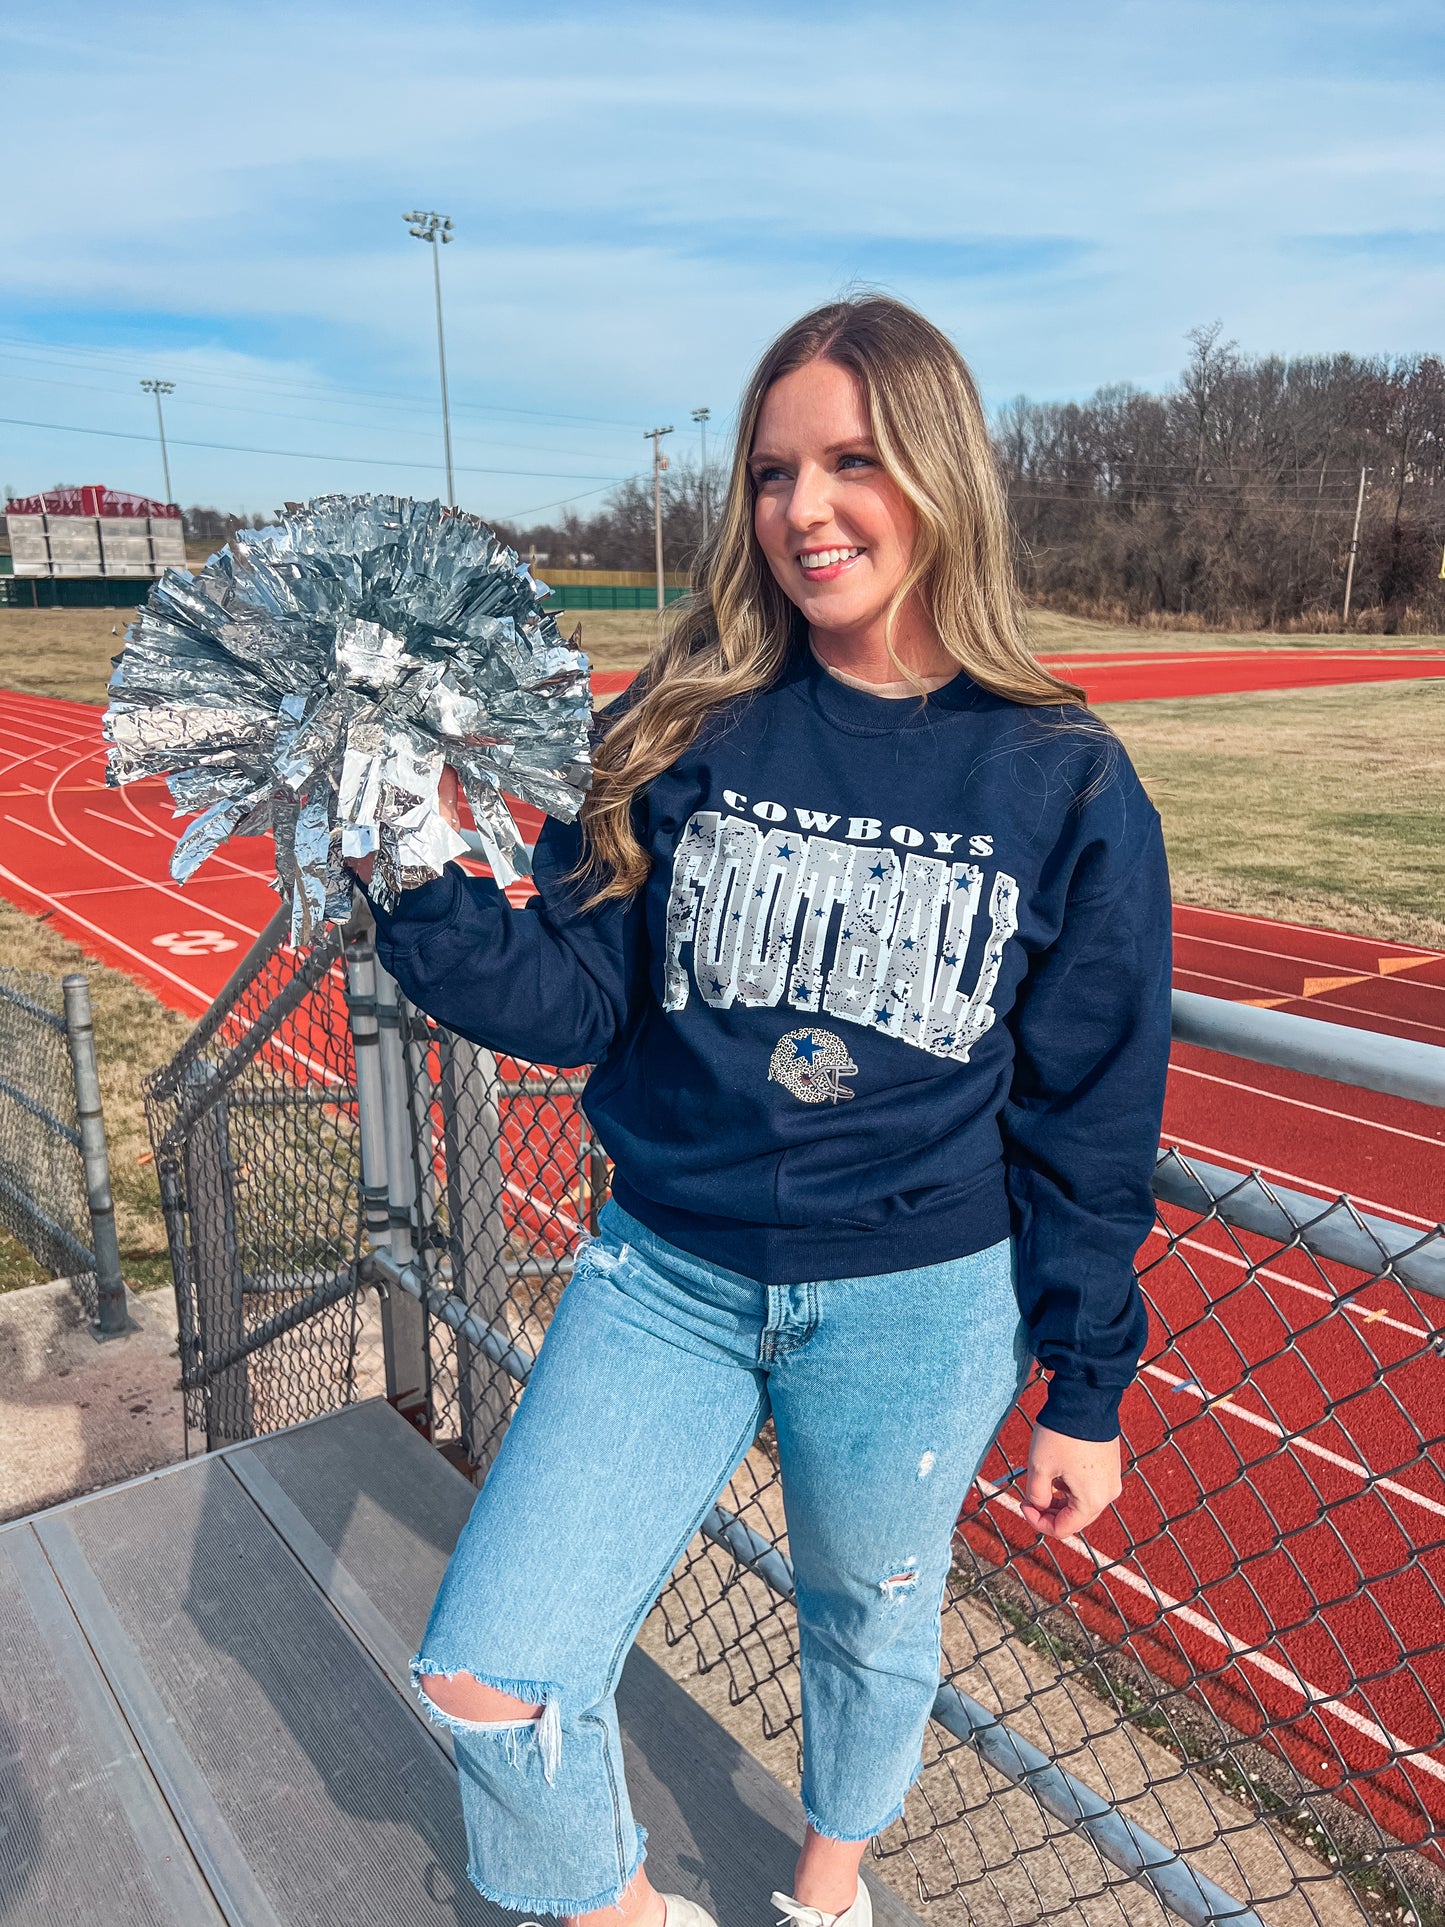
[171,329,1444,633]
[496,329,1444,633]
[997,327,1444,632]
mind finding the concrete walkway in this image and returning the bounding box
[0,1279,185,1522]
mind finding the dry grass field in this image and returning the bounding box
[2,602,1440,705]
[0,901,190,1292]
[1103,679,1445,948]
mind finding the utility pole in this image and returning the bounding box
[646,425,674,612]
[1342,464,1369,626]
[691,406,711,542]
[140,380,175,504]
[404,210,455,506]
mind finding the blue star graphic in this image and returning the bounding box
[875,1007,893,1025]
[709,978,724,995]
[791,1033,823,1064]
[944,951,958,967]
[755,886,765,898]
[777,842,795,860]
[840,926,852,941]
[792,980,809,1000]
[901,936,915,951]
[689,821,704,836]
[940,1032,955,1049]
[954,874,971,891]
[869,862,886,880]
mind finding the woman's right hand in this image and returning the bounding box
[343,766,462,888]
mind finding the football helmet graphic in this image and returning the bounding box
[768,1027,858,1104]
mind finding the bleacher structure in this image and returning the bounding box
[3,900,1441,1925]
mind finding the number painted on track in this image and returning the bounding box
[151,929,240,957]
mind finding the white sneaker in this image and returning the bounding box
[661,1894,720,1927]
[771,1880,873,1927]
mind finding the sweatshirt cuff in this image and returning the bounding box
[1035,1372,1125,1443]
[363,864,463,939]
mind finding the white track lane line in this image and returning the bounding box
[1174,963,1445,1037]
[1162,1133,1438,1229]
[4,813,65,847]
[0,857,211,1008]
[1169,1061,1445,1150]
[1175,929,1443,985]
[1138,1363,1445,1524]
[1177,904,1445,956]
[1143,1222,1429,1341]
[83,805,159,838]
[973,1472,1445,1785]
[41,746,264,942]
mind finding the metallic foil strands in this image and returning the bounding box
[102,494,593,941]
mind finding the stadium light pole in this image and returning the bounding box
[1342,464,1370,627]
[691,406,711,542]
[646,425,674,611]
[404,210,456,507]
[140,380,175,505]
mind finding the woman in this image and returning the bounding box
[360,295,1172,1927]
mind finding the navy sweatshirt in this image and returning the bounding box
[369,648,1172,1441]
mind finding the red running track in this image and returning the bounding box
[1050,645,1445,703]
[1,680,1442,1839]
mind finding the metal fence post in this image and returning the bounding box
[439,1033,513,1475]
[60,973,132,1339]
[182,1059,251,1445]
[344,930,430,1424]
[343,932,392,1258]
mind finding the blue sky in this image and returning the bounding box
[2,0,1442,520]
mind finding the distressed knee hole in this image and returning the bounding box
[410,1661,563,1784]
[879,1558,920,1599]
[417,1671,542,1724]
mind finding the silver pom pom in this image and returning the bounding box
[103,494,592,942]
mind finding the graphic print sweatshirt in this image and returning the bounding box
[369,650,1173,1441]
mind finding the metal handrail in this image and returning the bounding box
[1172,987,1445,1109]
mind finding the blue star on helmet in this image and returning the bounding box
[791,1032,824,1064]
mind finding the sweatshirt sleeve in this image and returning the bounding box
[1000,802,1172,1443]
[364,816,640,1067]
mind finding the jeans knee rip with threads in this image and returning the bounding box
[409,1198,1030,1916]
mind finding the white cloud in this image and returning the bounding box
[1,0,1441,514]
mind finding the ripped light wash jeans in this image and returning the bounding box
[411,1198,1029,1918]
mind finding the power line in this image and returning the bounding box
[0,335,646,431]
[0,415,628,483]
[0,367,632,464]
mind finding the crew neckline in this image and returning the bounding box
[791,640,983,735]
[810,642,957,699]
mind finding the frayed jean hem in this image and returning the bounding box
[802,1755,922,1844]
[460,1828,647,1919]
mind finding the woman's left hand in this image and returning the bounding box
[1019,1423,1122,1540]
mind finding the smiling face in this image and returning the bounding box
[750,357,930,664]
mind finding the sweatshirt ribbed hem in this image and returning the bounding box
[609,1167,1012,1287]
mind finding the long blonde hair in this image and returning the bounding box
[576,294,1086,905]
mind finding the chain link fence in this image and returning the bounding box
[0,965,125,1328]
[144,909,1445,1927]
